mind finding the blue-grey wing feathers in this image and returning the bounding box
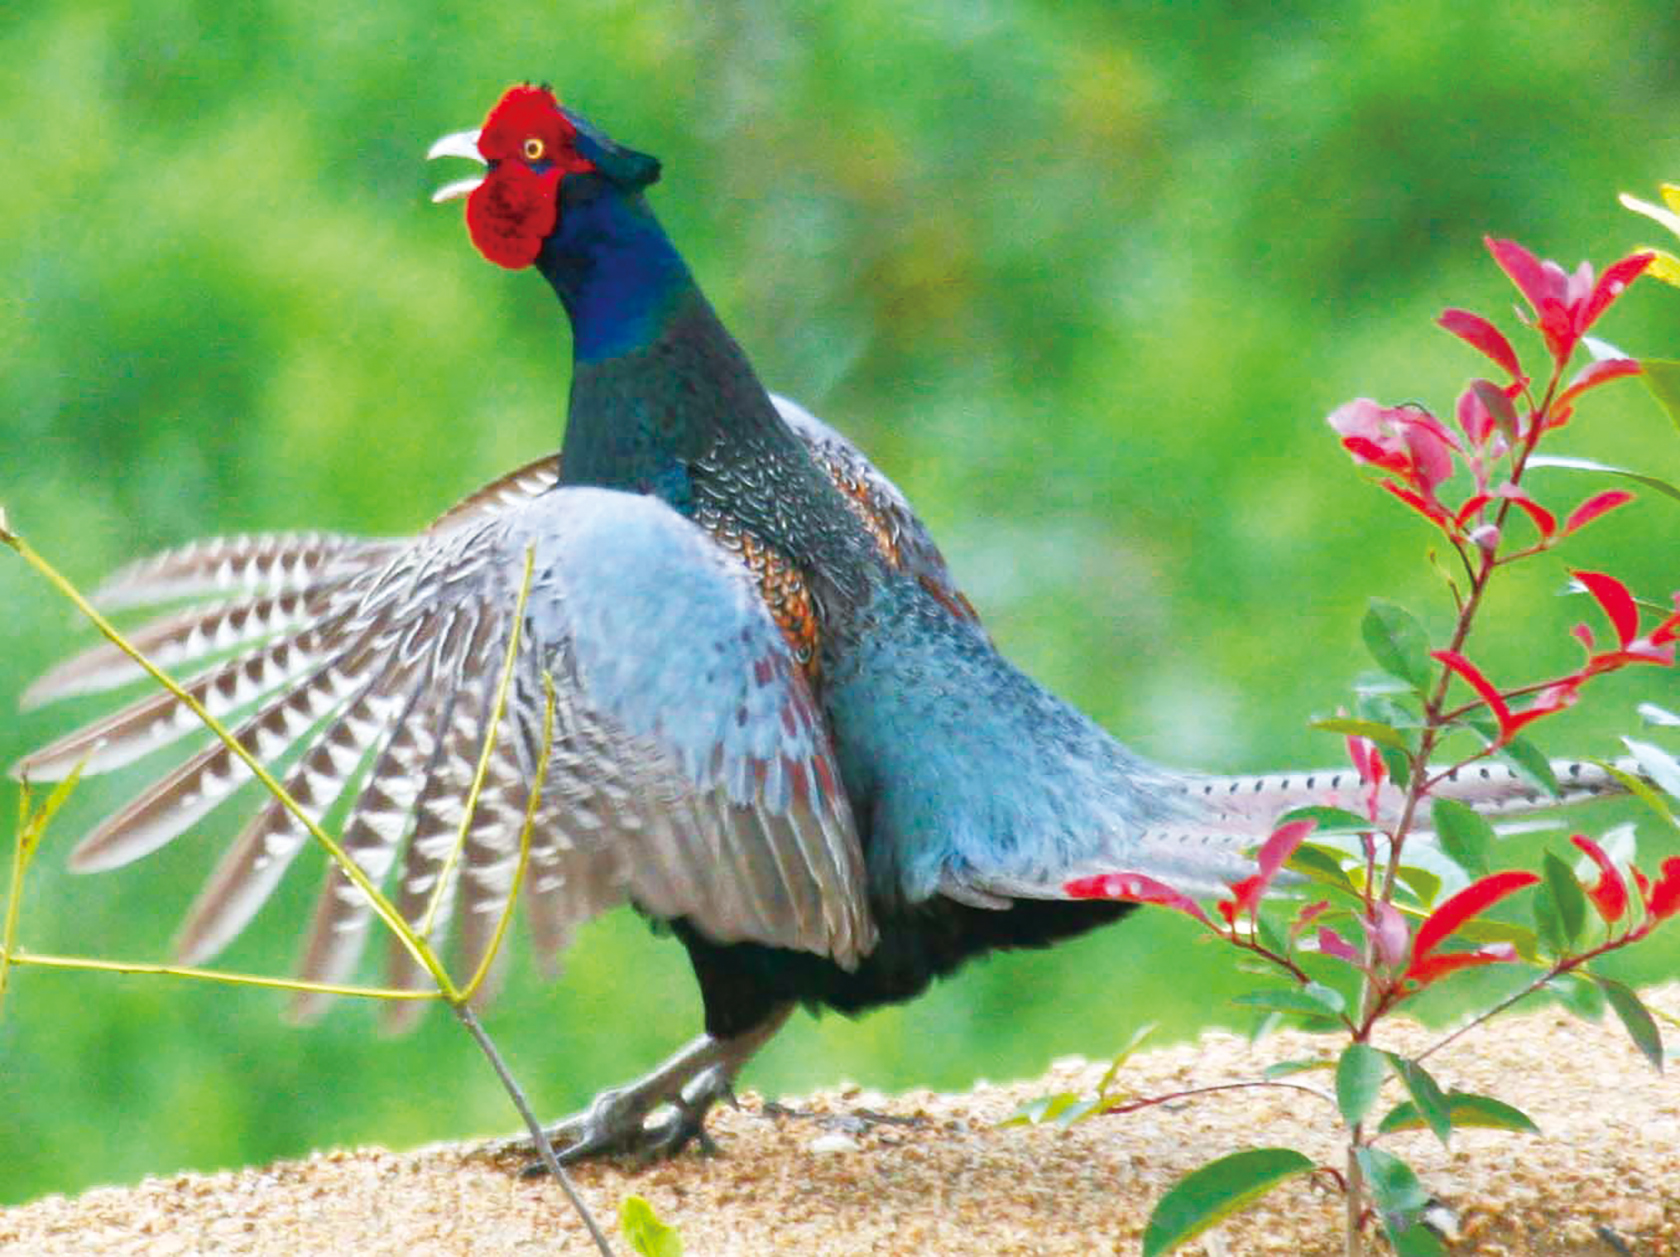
[13,482,873,1020]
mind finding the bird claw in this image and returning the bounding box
[508,1064,736,1173]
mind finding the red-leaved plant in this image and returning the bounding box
[1010,233,1680,1255]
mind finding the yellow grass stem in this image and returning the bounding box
[1,524,449,997]
[420,546,536,943]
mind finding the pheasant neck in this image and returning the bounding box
[538,181,878,635]
[537,186,693,365]
[538,186,812,509]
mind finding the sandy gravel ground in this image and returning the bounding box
[4,988,1676,1255]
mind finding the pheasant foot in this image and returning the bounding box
[487,1007,791,1168]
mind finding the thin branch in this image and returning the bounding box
[421,547,536,941]
[1,950,443,1001]
[0,785,33,1015]
[461,673,554,1002]
[1100,1078,1336,1115]
[453,1003,613,1256]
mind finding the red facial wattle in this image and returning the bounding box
[466,161,561,270]
[455,84,597,271]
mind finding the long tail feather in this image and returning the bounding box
[1183,758,1625,831]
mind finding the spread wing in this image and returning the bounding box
[15,485,872,1021]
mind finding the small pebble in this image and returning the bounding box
[808,1133,860,1155]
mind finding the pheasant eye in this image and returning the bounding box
[522,137,546,161]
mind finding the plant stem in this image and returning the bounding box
[1345,1133,1364,1257]
[453,1002,613,1256]
[1101,1078,1335,1114]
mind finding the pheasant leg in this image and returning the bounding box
[492,1005,792,1165]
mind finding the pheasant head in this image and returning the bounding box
[429,83,661,270]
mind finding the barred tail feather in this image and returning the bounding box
[1183,758,1626,832]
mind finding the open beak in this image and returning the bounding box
[427,129,485,203]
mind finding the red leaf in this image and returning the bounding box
[1296,899,1331,927]
[1382,480,1454,530]
[1222,818,1319,921]
[1454,491,1492,528]
[1345,723,1378,784]
[1341,434,1410,475]
[1455,384,1496,446]
[1571,834,1628,924]
[1257,819,1317,883]
[1290,899,1332,941]
[1579,252,1655,331]
[1365,901,1410,968]
[1486,237,1552,315]
[1497,484,1557,539]
[1411,870,1540,962]
[1406,943,1520,986]
[1402,418,1458,491]
[1652,605,1680,648]
[1066,872,1211,926]
[1433,649,1513,734]
[1563,490,1634,536]
[1646,857,1680,923]
[1573,569,1639,648]
[1556,357,1641,410]
[1316,926,1361,964]
[1439,308,1523,379]
[1469,378,1520,441]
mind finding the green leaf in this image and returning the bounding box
[1000,1091,1086,1127]
[1354,670,1417,696]
[1255,912,1287,957]
[1385,1054,1453,1147]
[621,1195,684,1257]
[1277,805,1375,833]
[1528,453,1680,505]
[1363,599,1434,691]
[1599,759,1678,830]
[1336,1043,1386,1128]
[1549,970,1606,1023]
[1356,1146,1431,1226]
[1597,976,1666,1071]
[1497,736,1560,798]
[1445,914,1539,959]
[1640,358,1680,433]
[1532,881,1566,956]
[1141,1148,1316,1257]
[1431,798,1493,879]
[1247,1009,1286,1043]
[1394,864,1441,908]
[1541,851,1586,948]
[1233,984,1345,1023]
[1389,1220,1448,1256]
[1377,1091,1539,1136]
[1357,690,1423,731]
[1095,1022,1158,1094]
[1053,1096,1105,1128]
[1285,844,1359,897]
[1310,716,1410,752]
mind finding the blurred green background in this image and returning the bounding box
[4,0,1680,1209]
